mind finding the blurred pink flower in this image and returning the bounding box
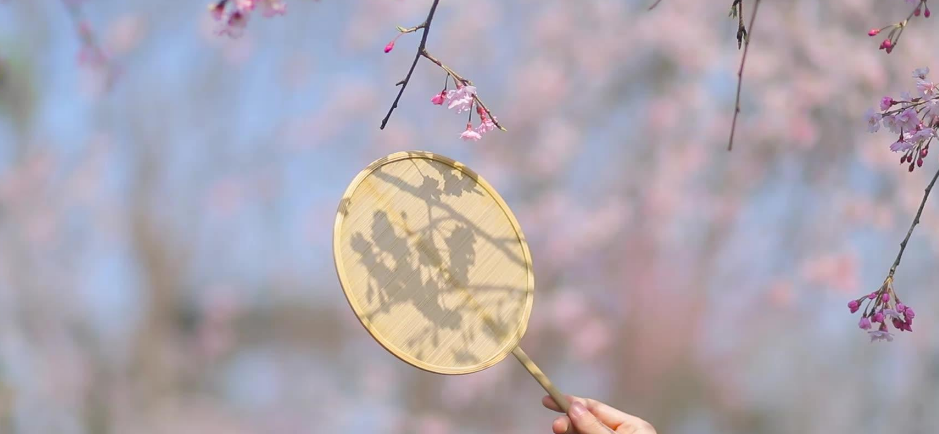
[236,0,256,12]
[551,290,588,325]
[460,123,482,141]
[865,108,881,133]
[217,11,248,38]
[880,96,895,110]
[261,0,286,17]
[868,329,893,342]
[446,85,476,113]
[476,114,497,135]
[571,318,612,361]
[848,299,860,313]
[105,14,147,56]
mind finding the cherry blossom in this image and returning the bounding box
[459,123,482,141]
[847,276,916,341]
[866,68,938,172]
[445,85,476,114]
[868,328,894,343]
[865,108,881,133]
[260,0,285,17]
[209,0,285,38]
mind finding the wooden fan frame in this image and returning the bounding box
[332,151,536,375]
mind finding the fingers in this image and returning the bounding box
[552,416,570,434]
[568,401,615,434]
[542,395,651,432]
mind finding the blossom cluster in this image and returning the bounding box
[865,67,938,172]
[868,0,930,53]
[429,83,497,142]
[847,278,915,342]
[209,0,286,38]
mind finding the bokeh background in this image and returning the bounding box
[2,0,939,433]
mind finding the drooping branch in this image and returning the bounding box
[889,164,939,277]
[727,0,761,152]
[379,0,441,130]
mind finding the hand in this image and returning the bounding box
[542,395,656,434]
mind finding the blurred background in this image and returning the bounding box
[1,0,939,433]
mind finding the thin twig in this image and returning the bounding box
[380,0,441,130]
[888,164,939,277]
[648,0,664,11]
[727,0,761,152]
[420,49,506,132]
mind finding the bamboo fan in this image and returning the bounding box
[333,151,569,412]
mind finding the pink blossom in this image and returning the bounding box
[882,308,900,319]
[883,115,899,133]
[897,303,907,313]
[446,85,476,114]
[868,292,878,300]
[880,96,895,111]
[208,1,227,21]
[460,123,482,141]
[913,67,930,80]
[893,317,913,332]
[430,91,446,105]
[858,317,872,330]
[916,79,936,96]
[905,307,915,319]
[912,128,933,142]
[848,299,860,313]
[873,312,884,323]
[890,137,913,152]
[236,0,256,12]
[868,28,881,36]
[217,11,248,38]
[476,115,497,135]
[868,329,894,342]
[260,0,286,17]
[881,292,890,302]
[865,108,881,133]
[384,41,395,53]
[896,108,919,131]
[77,45,107,68]
[925,100,939,117]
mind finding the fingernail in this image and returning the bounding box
[570,401,586,418]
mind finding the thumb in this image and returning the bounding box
[568,401,613,434]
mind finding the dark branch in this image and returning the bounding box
[648,0,664,11]
[727,0,761,152]
[889,164,939,277]
[379,0,441,130]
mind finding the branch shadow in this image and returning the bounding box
[344,156,529,369]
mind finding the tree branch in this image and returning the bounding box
[379,0,441,130]
[889,165,939,277]
[648,0,664,11]
[727,0,760,152]
[420,49,506,132]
